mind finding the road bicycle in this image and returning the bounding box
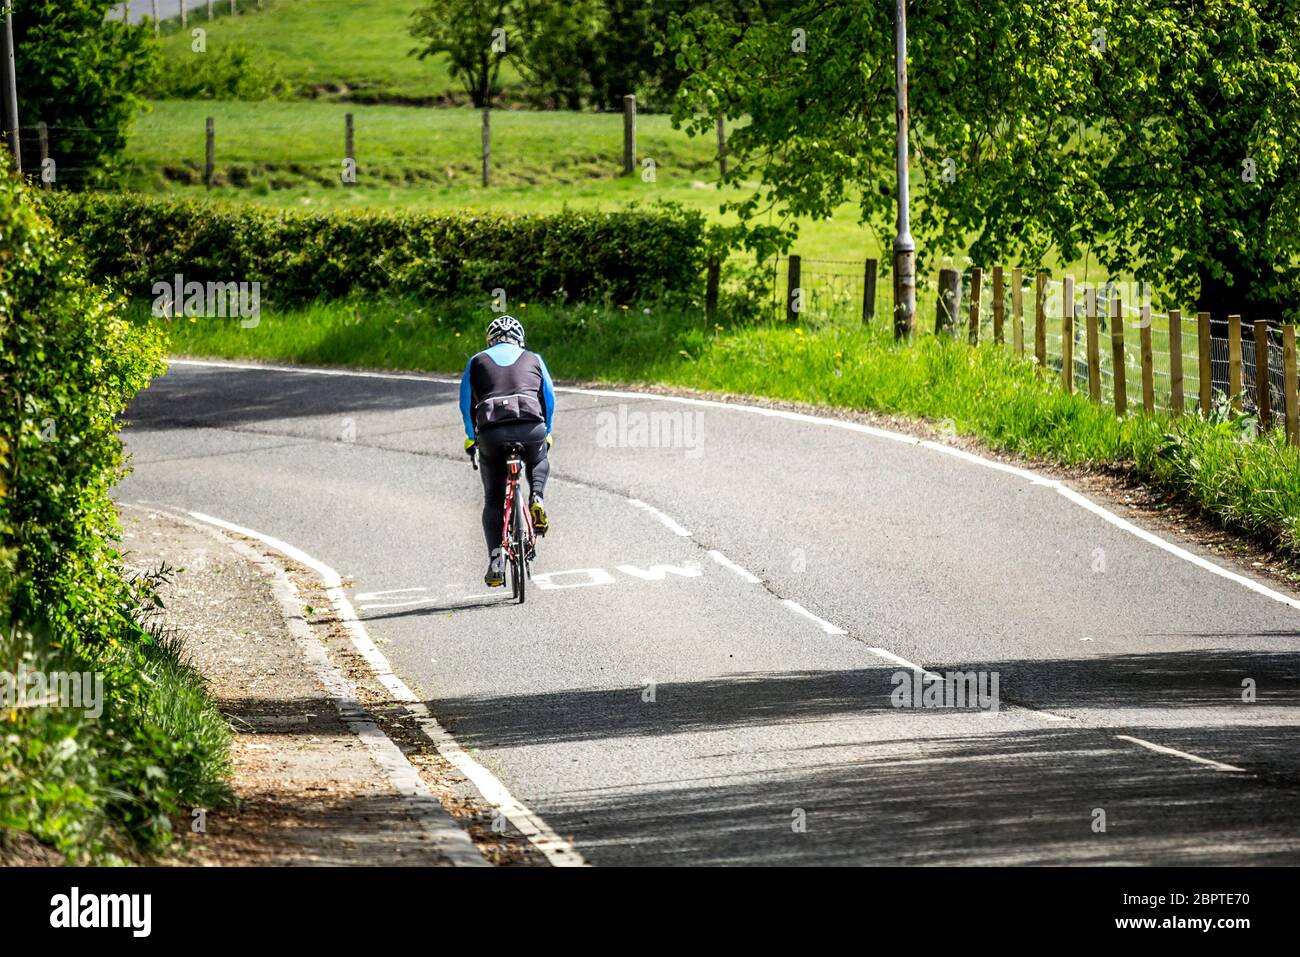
[471,442,536,603]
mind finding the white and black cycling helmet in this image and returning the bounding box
[486,315,525,347]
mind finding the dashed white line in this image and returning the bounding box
[170,357,1300,613]
[171,361,1279,785]
[707,549,762,584]
[186,510,587,867]
[865,647,943,682]
[780,599,847,635]
[1114,735,1246,773]
[626,498,691,536]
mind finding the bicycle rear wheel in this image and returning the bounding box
[511,491,527,604]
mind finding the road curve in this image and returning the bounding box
[119,359,1300,865]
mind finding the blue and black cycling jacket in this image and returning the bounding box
[459,342,556,440]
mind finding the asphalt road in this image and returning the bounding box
[119,359,1300,865]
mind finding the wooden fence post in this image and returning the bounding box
[152,0,159,35]
[936,268,961,336]
[1012,267,1024,357]
[37,121,49,191]
[786,255,801,323]
[622,95,636,176]
[1254,320,1272,430]
[181,1,187,28]
[1140,303,1155,414]
[205,116,214,189]
[481,107,490,187]
[1284,324,1298,447]
[344,112,355,186]
[1198,311,1213,413]
[208,1,215,19]
[1061,276,1074,393]
[992,266,1004,344]
[1086,286,1101,402]
[230,0,237,15]
[705,257,720,323]
[1228,314,1243,409]
[1111,294,1127,416]
[1034,271,1047,369]
[1169,309,1184,415]
[968,267,983,346]
[862,258,877,324]
[716,115,726,178]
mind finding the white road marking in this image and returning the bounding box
[1053,485,1300,612]
[169,361,1282,780]
[186,511,587,867]
[532,567,617,590]
[1114,735,1246,773]
[615,562,702,581]
[155,508,485,867]
[707,549,762,584]
[626,498,691,536]
[168,359,1300,611]
[865,647,943,682]
[356,587,427,600]
[780,599,847,635]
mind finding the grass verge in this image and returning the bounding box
[140,295,1300,566]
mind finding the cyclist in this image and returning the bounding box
[459,316,556,587]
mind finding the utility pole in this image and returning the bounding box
[1,1,19,172]
[892,0,914,339]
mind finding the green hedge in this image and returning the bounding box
[2,167,231,862]
[43,192,707,306]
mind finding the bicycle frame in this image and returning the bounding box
[500,449,535,602]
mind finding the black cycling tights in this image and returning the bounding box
[476,421,550,555]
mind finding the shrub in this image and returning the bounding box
[43,192,707,307]
[154,43,294,101]
[1,165,231,861]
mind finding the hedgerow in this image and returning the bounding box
[43,192,707,306]
[1,165,231,862]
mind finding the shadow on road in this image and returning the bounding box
[127,363,457,432]
[528,724,1300,865]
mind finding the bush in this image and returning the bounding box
[43,192,707,307]
[1,165,231,862]
[155,43,294,101]
[14,0,160,188]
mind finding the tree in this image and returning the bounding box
[411,0,514,187]
[12,0,159,189]
[671,0,1300,321]
[510,0,603,110]
[410,0,514,110]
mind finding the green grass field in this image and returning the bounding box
[122,98,891,261]
[156,0,510,102]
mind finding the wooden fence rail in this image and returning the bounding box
[771,256,1298,447]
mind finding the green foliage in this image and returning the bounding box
[45,191,708,306]
[13,0,160,188]
[410,0,513,108]
[0,165,230,861]
[0,172,165,640]
[671,0,1300,319]
[154,42,293,101]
